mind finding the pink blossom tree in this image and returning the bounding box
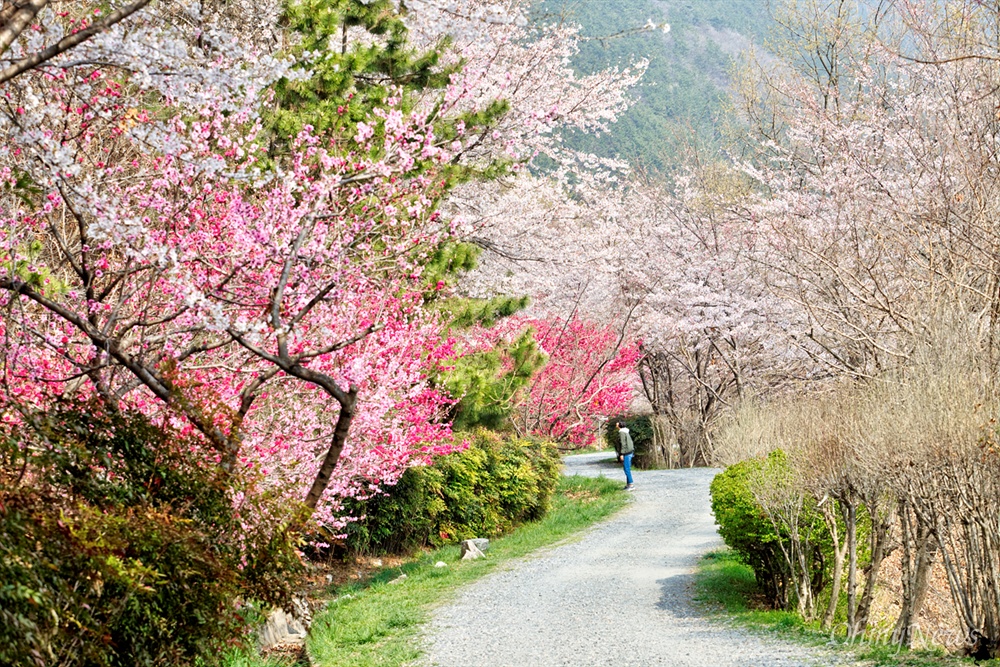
[512,313,640,447]
[0,0,657,528]
[0,105,467,526]
[0,1,493,530]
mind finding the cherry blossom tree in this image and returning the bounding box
[0,1,490,531]
[511,313,640,447]
[406,0,653,451]
[0,103,467,527]
[404,0,647,171]
[735,0,1000,377]
[460,164,802,463]
[0,0,659,530]
[0,0,153,85]
[722,0,1000,647]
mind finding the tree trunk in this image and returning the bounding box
[795,539,816,619]
[855,507,891,638]
[678,421,709,468]
[303,387,358,511]
[854,490,895,638]
[893,502,937,647]
[639,415,672,469]
[843,499,859,637]
[821,501,847,630]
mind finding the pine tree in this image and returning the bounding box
[424,243,546,432]
[272,0,544,433]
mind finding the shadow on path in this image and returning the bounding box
[656,573,706,619]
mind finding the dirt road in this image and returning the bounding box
[423,452,848,666]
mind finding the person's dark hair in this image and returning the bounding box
[616,421,623,429]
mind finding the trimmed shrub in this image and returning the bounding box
[605,415,662,468]
[710,450,834,612]
[710,454,788,607]
[344,429,561,554]
[0,402,301,667]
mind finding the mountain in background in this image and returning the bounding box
[536,0,773,174]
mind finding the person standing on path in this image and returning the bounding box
[615,422,635,490]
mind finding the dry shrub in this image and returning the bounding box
[869,547,963,650]
[714,317,1000,650]
[713,394,821,466]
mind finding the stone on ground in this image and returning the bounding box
[460,541,485,560]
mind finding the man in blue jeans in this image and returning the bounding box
[615,422,635,490]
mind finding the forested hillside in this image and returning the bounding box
[538,0,773,172]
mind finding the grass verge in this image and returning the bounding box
[219,648,296,667]
[693,549,973,666]
[304,474,626,667]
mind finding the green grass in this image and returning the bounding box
[218,648,297,667]
[693,549,976,666]
[302,474,626,667]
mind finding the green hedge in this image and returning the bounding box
[0,403,300,667]
[710,450,833,610]
[343,429,562,554]
[605,414,666,469]
[710,453,788,607]
[603,415,652,452]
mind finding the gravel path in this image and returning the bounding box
[423,452,852,667]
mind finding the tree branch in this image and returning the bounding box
[0,0,153,85]
[0,0,48,59]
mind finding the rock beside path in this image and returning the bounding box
[460,538,490,560]
[460,542,485,560]
[258,597,310,650]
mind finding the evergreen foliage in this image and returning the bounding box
[273,0,511,182]
[269,2,546,434]
[536,0,773,172]
[604,414,653,453]
[442,328,544,431]
[426,241,546,432]
[342,429,562,554]
[274,0,455,138]
[709,453,789,608]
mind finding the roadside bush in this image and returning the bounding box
[710,454,788,607]
[710,450,832,613]
[604,414,674,469]
[604,415,652,452]
[604,414,652,455]
[344,429,561,554]
[0,402,301,667]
